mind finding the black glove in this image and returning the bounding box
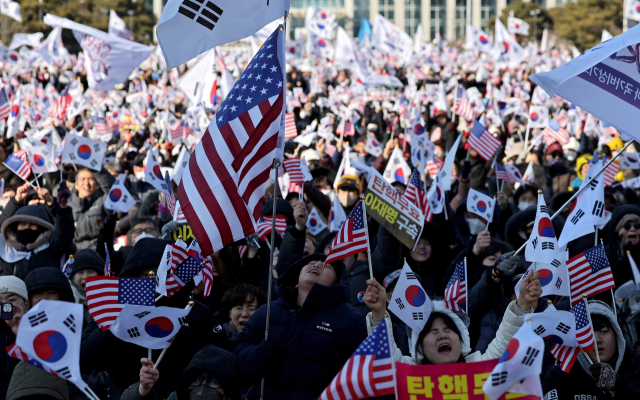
[589,362,617,390]
[246,233,261,251]
[57,181,71,207]
[461,160,471,180]
[491,251,519,280]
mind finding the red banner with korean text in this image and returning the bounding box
[395,359,541,400]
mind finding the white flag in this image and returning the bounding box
[109,304,191,349]
[441,133,462,192]
[523,161,535,184]
[628,252,640,290]
[466,188,495,223]
[105,173,137,213]
[306,207,327,236]
[329,194,347,232]
[528,105,550,128]
[529,310,577,348]
[334,27,371,81]
[371,14,413,65]
[601,29,614,42]
[333,146,352,189]
[622,176,640,189]
[300,156,313,181]
[0,0,21,22]
[619,152,640,170]
[156,0,290,69]
[525,193,559,264]
[108,10,133,40]
[383,147,411,185]
[507,11,529,36]
[144,147,171,195]
[6,89,19,139]
[557,188,595,249]
[482,324,544,400]
[495,18,525,67]
[464,25,493,54]
[388,261,433,333]
[523,250,571,297]
[305,7,337,40]
[365,135,383,157]
[626,0,640,21]
[16,300,89,391]
[581,159,606,226]
[61,133,106,171]
[172,146,190,185]
[177,49,217,106]
[426,170,445,214]
[9,33,43,50]
[44,14,153,91]
[27,143,57,174]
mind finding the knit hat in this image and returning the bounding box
[24,268,75,303]
[336,174,362,194]
[0,276,28,301]
[615,213,640,234]
[70,249,105,279]
[261,199,294,220]
[383,270,401,290]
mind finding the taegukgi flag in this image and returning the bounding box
[61,133,106,171]
[109,304,192,349]
[104,174,137,213]
[388,261,433,333]
[525,193,559,264]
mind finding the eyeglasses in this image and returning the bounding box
[232,306,257,314]
[132,227,157,236]
[189,375,221,389]
[623,222,640,231]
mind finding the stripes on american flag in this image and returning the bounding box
[177,29,284,256]
[0,87,11,120]
[454,98,473,121]
[444,259,467,313]
[4,150,31,180]
[171,241,190,271]
[170,119,192,141]
[91,115,118,135]
[496,163,524,183]
[571,300,595,352]
[593,153,621,186]
[165,257,204,297]
[256,215,287,240]
[550,343,579,372]
[284,112,297,139]
[325,201,368,265]
[283,157,304,184]
[404,168,428,220]
[85,276,155,330]
[202,257,214,297]
[427,155,444,178]
[556,110,570,128]
[319,318,394,400]
[568,244,615,305]
[541,119,570,146]
[431,126,442,142]
[469,118,501,161]
[336,120,355,137]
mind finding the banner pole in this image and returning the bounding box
[360,199,374,280]
[512,140,633,256]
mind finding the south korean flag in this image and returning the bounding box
[144,147,171,195]
[60,133,105,172]
[581,159,606,226]
[104,173,137,213]
[557,187,594,249]
[525,193,558,265]
[619,152,640,170]
[387,261,433,333]
[109,304,192,349]
[15,301,92,394]
[466,188,495,223]
[529,310,577,348]
[517,251,570,299]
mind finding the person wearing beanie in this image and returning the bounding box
[543,300,640,398]
[606,205,640,287]
[335,174,361,215]
[70,249,104,290]
[23,268,75,306]
[0,276,30,399]
[0,183,75,280]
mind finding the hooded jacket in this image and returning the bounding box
[542,300,640,399]
[606,205,640,288]
[365,300,530,365]
[0,202,74,279]
[7,361,69,400]
[233,253,367,400]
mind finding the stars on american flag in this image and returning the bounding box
[583,244,609,272]
[118,278,155,305]
[354,320,391,359]
[175,257,204,283]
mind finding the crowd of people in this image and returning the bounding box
[0,15,638,400]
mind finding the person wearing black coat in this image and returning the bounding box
[0,193,74,279]
[605,205,640,288]
[233,253,367,400]
[79,238,230,400]
[543,300,640,399]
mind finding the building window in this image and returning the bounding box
[430,0,445,41]
[404,0,420,35]
[379,0,394,22]
[480,0,496,32]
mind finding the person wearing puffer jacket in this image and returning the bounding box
[362,269,541,365]
[542,300,640,399]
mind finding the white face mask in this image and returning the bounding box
[299,111,307,119]
[321,188,333,196]
[135,171,145,181]
[134,232,156,244]
[467,218,486,235]
[518,201,535,212]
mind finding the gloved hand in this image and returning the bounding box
[57,181,71,207]
[491,251,519,280]
[246,233,261,251]
[589,362,618,390]
[461,160,471,181]
[161,221,179,238]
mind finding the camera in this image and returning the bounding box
[0,303,13,320]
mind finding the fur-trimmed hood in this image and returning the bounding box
[577,300,626,375]
[1,205,54,251]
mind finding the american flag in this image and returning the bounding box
[325,201,368,265]
[177,28,284,256]
[571,300,595,352]
[427,155,444,178]
[170,241,190,272]
[104,243,111,276]
[404,168,428,220]
[256,215,287,240]
[336,120,355,137]
[288,181,303,195]
[6,343,32,363]
[431,126,442,142]
[0,88,11,120]
[4,151,31,180]
[469,118,501,161]
[454,98,473,121]
[592,152,620,186]
[49,84,71,120]
[91,115,118,135]
[170,119,192,141]
[165,257,204,297]
[283,157,304,184]
[567,244,615,305]
[61,255,74,278]
[496,163,524,184]
[444,259,467,313]
[284,112,297,139]
[550,343,579,372]
[85,276,155,330]
[541,119,570,146]
[201,257,214,297]
[319,318,394,400]
[556,110,570,128]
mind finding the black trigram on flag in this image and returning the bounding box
[63,314,76,333]
[28,311,48,327]
[395,298,405,310]
[491,371,508,386]
[406,272,418,280]
[56,367,72,379]
[593,201,604,218]
[555,277,562,289]
[532,237,538,249]
[178,0,224,30]
[571,209,585,224]
[135,311,151,319]
[412,312,424,320]
[178,316,187,326]
[521,347,539,366]
[550,259,561,268]
[128,327,141,338]
[556,323,570,334]
[542,242,554,251]
[540,205,549,215]
[533,325,546,335]
[590,179,599,190]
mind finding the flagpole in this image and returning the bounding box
[360,198,374,280]
[153,300,194,370]
[464,257,468,314]
[583,294,601,363]
[3,163,36,188]
[512,140,634,256]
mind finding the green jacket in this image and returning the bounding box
[7,361,69,400]
[120,382,178,400]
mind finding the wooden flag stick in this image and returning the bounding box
[360,197,374,281]
[583,295,600,363]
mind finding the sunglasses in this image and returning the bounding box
[623,222,640,231]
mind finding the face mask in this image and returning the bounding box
[16,229,40,246]
[135,171,145,180]
[321,188,333,196]
[518,201,535,211]
[565,151,577,162]
[189,385,223,400]
[338,192,358,208]
[134,232,156,244]
[467,218,485,235]
[299,111,307,119]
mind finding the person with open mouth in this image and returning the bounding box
[362,268,541,365]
